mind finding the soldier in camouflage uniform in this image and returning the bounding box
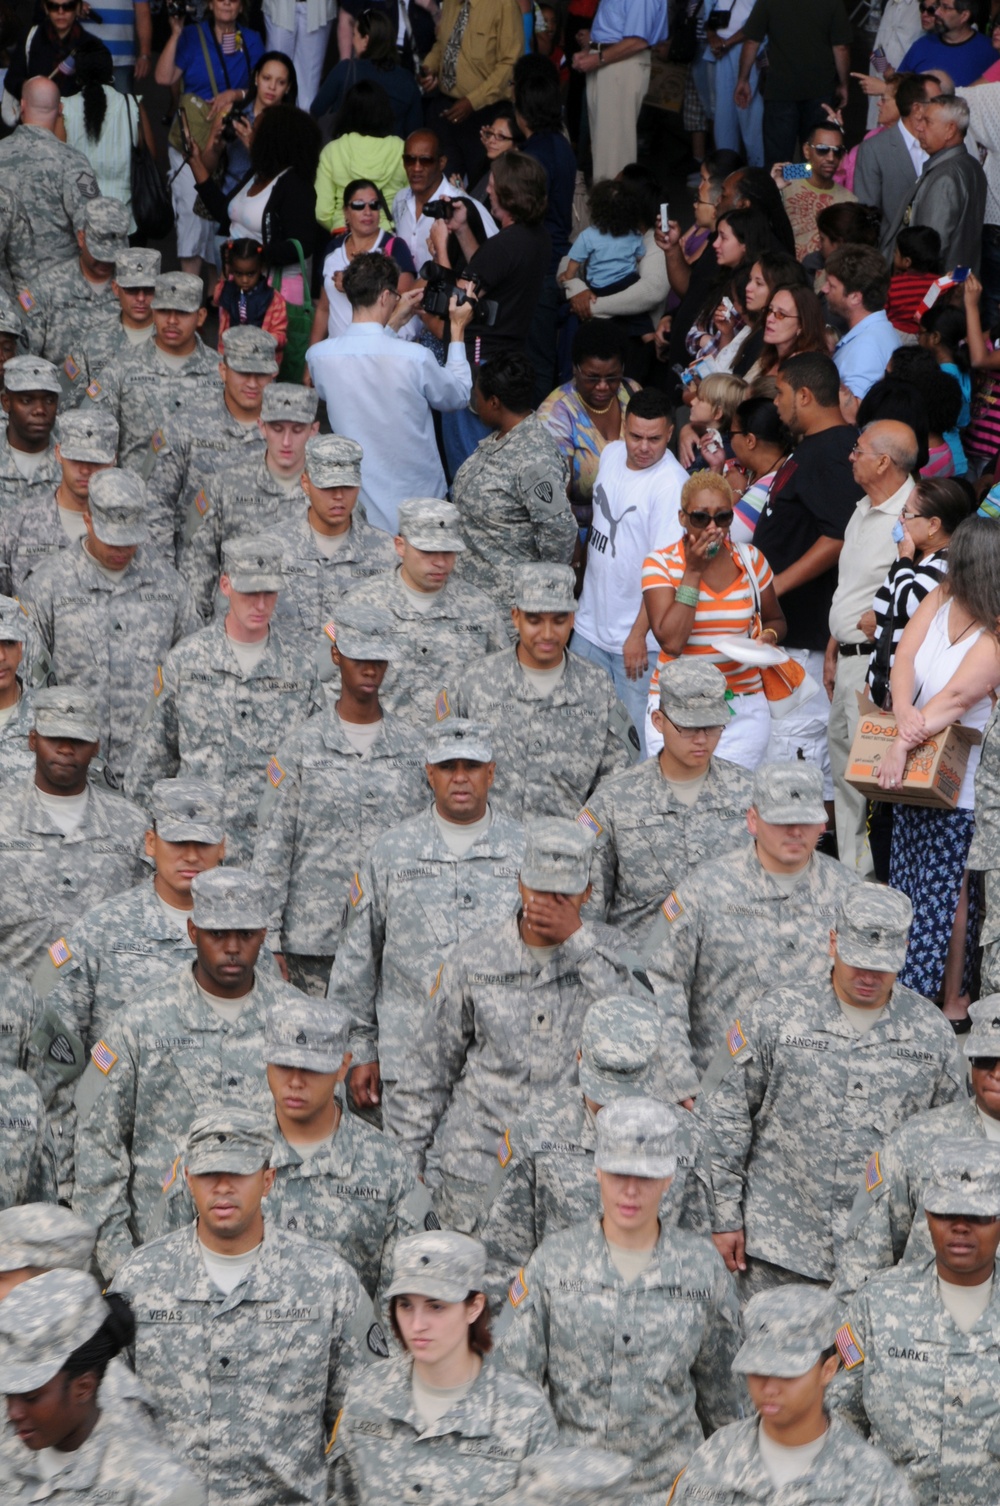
[477,995,711,1311]
[0,408,116,598]
[0,689,147,977]
[23,197,130,407]
[398,818,653,1229]
[0,184,33,300]
[341,498,509,728]
[0,355,60,516]
[153,1000,437,1317]
[32,777,227,1195]
[646,761,858,1099]
[180,384,319,619]
[0,80,97,282]
[107,247,158,356]
[23,470,200,786]
[0,1268,204,1506]
[0,594,38,786]
[832,1143,1000,1506]
[496,1098,742,1506]
[253,596,427,997]
[0,290,26,395]
[443,563,638,821]
[0,1061,57,1208]
[277,434,397,680]
[969,703,1000,992]
[699,886,964,1298]
[581,659,754,948]
[835,995,1000,1303]
[110,1106,385,1506]
[125,534,322,863]
[85,272,221,483]
[144,326,275,563]
[71,869,301,1279]
[673,1285,915,1506]
[450,359,575,613]
[328,718,525,1139]
[331,1229,558,1506]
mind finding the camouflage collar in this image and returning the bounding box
[380,1354,500,1438]
[388,567,462,621]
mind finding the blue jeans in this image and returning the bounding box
[763,98,830,166]
[570,630,652,757]
[711,48,764,168]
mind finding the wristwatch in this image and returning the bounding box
[597,42,605,63]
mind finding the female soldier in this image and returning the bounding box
[332,1230,558,1504]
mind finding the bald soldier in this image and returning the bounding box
[646,760,858,1099]
[699,886,964,1298]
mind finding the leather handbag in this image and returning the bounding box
[127,95,174,242]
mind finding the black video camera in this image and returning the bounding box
[419,261,497,327]
[220,96,251,142]
[167,0,197,21]
[424,197,459,222]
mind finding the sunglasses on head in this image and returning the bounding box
[348,198,380,211]
[684,508,734,528]
[403,153,437,165]
[811,144,846,156]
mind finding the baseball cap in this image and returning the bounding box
[222,534,285,593]
[151,272,203,313]
[0,1204,96,1274]
[0,594,28,645]
[835,885,912,972]
[0,288,24,337]
[190,868,269,930]
[329,598,395,662]
[963,995,1000,1061]
[385,1231,486,1302]
[4,355,60,394]
[0,1269,107,1393]
[922,1139,1000,1217]
[658,658,731,727]
[86,468,148,545]
[514,562,576,614]
[733,1285,841,1378]
[261,384,318,424]
[520,816,595,894]
[184,1106,273,1175]
[752,761,826,825]
[80,197,129,263]
[578,996,661,1104]
[56,409,118,464]
[305,434,363,488]
[114,247,161,288]
[151,777,225,845]
[425,718,492,765]
[264,998,349,1073]
[398,498,465,552]
[594,1097,679,1178]
[33,687,99,743]
[221,325,279,375]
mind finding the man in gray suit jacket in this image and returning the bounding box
[883,92,987,271]
[854,72,942,256]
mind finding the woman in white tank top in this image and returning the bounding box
[877,516,1000,1022]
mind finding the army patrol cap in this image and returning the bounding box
[184,1106,273,1175]
[4,355,60,394]
[594,1097,679,1179]
[658,658,731,727]
[56,409,118,464]
[836,885,912,973]
[305,433,363,488]
[222,533,286,592]
[514,562,576,614]
[261,383,318,424]
[0,594,28,644]
[961,995,1000,1060]
[733,1286,841,1378]
[114,246,161,288]
[0,1269,108,1393]
[398,497,465,552]
[34,686,99,743]
[0,1204,96,1273]
[332,598,396,662]
[86,467,148,545]
[386,1231,486,1302]
[80,197,129,262]
[265,998,349,1072]
[151,776,225,845]
[521,816,595,894]
[0,288,23,337]
[221,325,279,375]
[922,1139,1000,1217]
[190,868,269,930]
[151,271,204,313]
[579,996,660,1103]
[497,1448,632,1506]
[752,760,826,826]
[425,718,493,766]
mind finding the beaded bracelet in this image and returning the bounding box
[674,584,700,607]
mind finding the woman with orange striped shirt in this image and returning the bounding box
[642,471,785,770]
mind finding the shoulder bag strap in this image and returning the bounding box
[196,23,222,97]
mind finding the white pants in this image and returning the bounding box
[764,647,834,799]
[829,652,874,877]
[168,146,219,263]
[645,687,772,772]
[586,50,651,183]
[266,8,333,113]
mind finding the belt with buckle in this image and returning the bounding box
[837,642,874,657]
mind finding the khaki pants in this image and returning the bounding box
[587,50,651,184]
[829,652,874,878]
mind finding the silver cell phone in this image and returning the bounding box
[660,202,669,228]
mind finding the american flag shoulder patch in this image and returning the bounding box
[349,872,363,907]
[267,756,285,788]
[727,1019,747,1056]
[91,1039,118,1075]
[323,620,337,645]
[194,489,209,516]
[64,355,80,380]
[577,807,602,837]
[835,1323,865,1370]
[865,1151,883,1194]
[435,689,450,721]
[151,428,166,454]
[662,890,683,922]
[509,1269,528,1307]
[17,289,34,311]
[48,937,72,968]
[162,1154,181,1193]
[86,379,101,399]
[498,1128,512,1168]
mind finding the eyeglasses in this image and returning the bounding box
[971,1057,1000,1072]
[403,153,437,166]
[899,507,927,521]
[347,199,380,211]
[918,3,937,9]
[481,127,513,143]
[683,508,734,528]
[765,304,798,321]
[810,144,846,157]
[665,716,725,738]
[849,445,888,460]
[575,367,623,386]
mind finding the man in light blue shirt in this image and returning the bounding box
[306,250,473,536]
[825,244,900,416]
[571,0,668,181]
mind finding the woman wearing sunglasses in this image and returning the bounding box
[642,470,785,770]
[2,0,112,122]
[311,176,418,341]
[773,122,857,263]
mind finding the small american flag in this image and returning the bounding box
[727,1020,746,1056]
[435,689,450,721]
[267,757,285,788]
[48,937,71,968]
[221,29,239,51]
[577,808,602,837]
[92,1040,118,1075]
[662,891,683,922]
[835,1324,864,1369]
[865,1152,882,1193]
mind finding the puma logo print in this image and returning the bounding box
[590,483,637,558]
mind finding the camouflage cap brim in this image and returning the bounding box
[406,530,466,552]
[263,1042,343,1073]
[35,712,100,743]
[333,627,396,662]
[520,856,592,894]
[90,512,147,547]
[835,933,907,973]
[226,568,285,593]
[185,1143,270,1176]
[577,1056,654,1104]
[87,235,130,264]
[593,1147,678,1178]
[922,1181,1000,1217]
[308,463,362,488]
[731,1333,824,1379]
[156,815,225,845]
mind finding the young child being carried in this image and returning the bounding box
[559,178,645,297]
